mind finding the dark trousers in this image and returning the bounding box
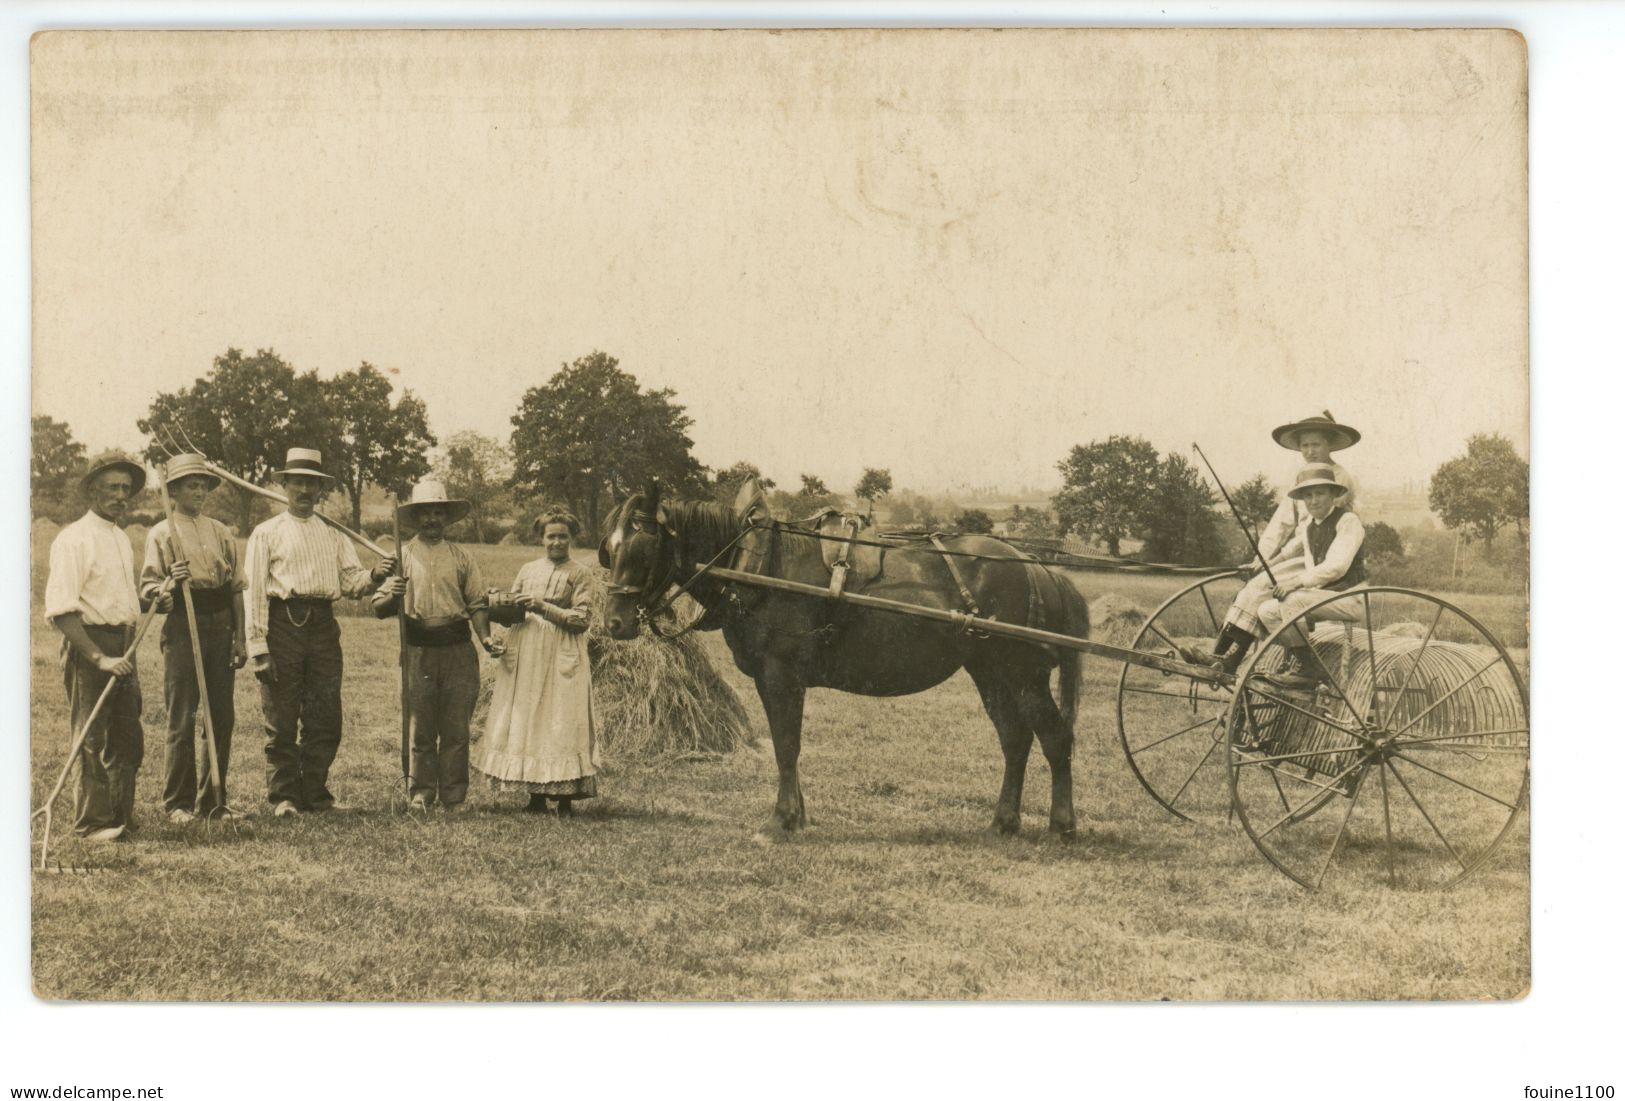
[405,640,480,805]
[259,601,343,809]
[62,625,144,834]
[160,603,237,815]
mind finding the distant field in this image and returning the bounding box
[29,524,1528,1001]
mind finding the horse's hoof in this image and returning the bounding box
[1047,822,1078,841]
[989,818,1021,836]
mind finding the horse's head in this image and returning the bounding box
[599,479,676,639]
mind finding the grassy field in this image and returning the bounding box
[29,535,1529,1001]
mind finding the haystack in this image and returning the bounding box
[1090,592,1149,647]
[498,532,520,546]
[474,566,755,763]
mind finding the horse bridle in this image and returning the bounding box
[606,507,755,638]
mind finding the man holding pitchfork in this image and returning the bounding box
[44,451,152,842]
[140,453,247,823]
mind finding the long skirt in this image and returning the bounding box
[475,614,598,797]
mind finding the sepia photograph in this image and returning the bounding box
[25,25,1535,1009]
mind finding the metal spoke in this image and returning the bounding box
[1146,622,1185,655]
[1122,685,1232,706]
[1130,716,1220,757]
[1314,766,1369,888]
[1362,591,1380,720]
[1391,653,1508,738]
[1269,768,1291,813]
[1243,683,1365,738]
[1198,585,1221,634]
[1400,744,1528,756]
[1386,760,1467,872]
[1389,751,1520,811]
[1234,744,1370,768]
[1395,728,1529,748]
[1379,758,1396,886]
[1167,730,1224,810]
[1285,616,1368,733]
[1380,604,1444,729]
[1255,758,1367,840]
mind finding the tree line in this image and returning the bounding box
[31,346,1529,568]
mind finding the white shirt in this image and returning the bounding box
[44,511,141,626]
[1280,509,1366,590]
[244,510,375,656]
[1257,460,1357,562]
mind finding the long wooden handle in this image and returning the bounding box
[200,459,389,557]
[160,470,224,802]
[394,501,410,791]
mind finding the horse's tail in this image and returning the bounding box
[1055,573,1089,735]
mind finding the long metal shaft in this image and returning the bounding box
[1191,443,1278,588]
[703,566,1226,681]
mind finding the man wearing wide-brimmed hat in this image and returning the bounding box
[139,453,247,822]
[244,448,396,817]
[371,479,498,812]
[43,450,150,841]
[1255,411,1360,564]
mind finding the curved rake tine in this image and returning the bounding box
[160,424,187,457]
[176,423,207,456]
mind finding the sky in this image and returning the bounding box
[30,29,1528,496]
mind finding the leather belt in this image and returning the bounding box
[404,616,472,648]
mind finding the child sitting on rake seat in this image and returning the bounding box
[1179,464,1366,683]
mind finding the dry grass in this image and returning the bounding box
[28,540,1529,1001]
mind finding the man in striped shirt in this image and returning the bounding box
[244,448,395,817]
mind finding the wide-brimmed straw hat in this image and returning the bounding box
[398,479,471,526]
[271,447,334,481]
[80,450,147,495]
[163,453,221,491]
[1272,411,1361,452]
[1287,463,1348,500]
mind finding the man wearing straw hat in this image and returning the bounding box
[43,451,150,841]
[371,479,498,813]
[139,453,247,823]
[244,447,396,817]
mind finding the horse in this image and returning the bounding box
[599,480,1092,837]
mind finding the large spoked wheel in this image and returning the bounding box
[1226,587,1529,890]
[1116,570,1247,822]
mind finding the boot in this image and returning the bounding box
[525,794,551,814]
[1262,646,1321,691]
[555,797,575,819]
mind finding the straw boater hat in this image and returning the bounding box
[1272,411,1361,452]
[1287,464,1348,500]
[398,479,471,526]
[163,453,221,491]
[80,450,147,495]
[271,447,334,481]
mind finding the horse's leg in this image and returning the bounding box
[966,663,1032,835]
[1014,671,1077,838]
[753,666,807,832]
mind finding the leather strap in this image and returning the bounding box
[929,534,982,619]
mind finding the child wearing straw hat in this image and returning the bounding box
[1180,463,1365,678]
[139,453,247,822]
[1254,411,1359,564]
[371,479,497,813]
[43,451,149,841]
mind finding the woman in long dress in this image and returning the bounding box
[476,510,598,816]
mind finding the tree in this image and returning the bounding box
[509,351,706,541]
[138,348,336,533]
[1053,435,1159,556]
[853,468,893,512]
[1006,503,1058,541]
[712,461,775,506]
[1230,474,1279,536]
[955,508,994,534]
[436,430,514,543]
[1427,433,1529,551]
[789,473,843,513]
[326,363,437,528]
[1139,453,1225,565]
[1364,520,1406,569]
[32,414,87,519]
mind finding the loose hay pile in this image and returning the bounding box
[1089,592,1149,647]
[476,565,755,763]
